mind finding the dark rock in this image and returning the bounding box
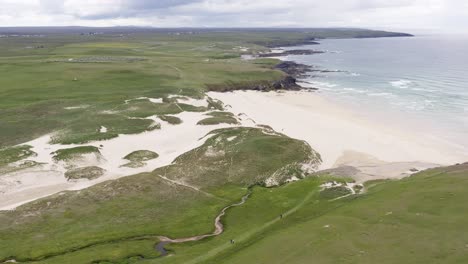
[310,69,346,73]
[262,38,320,48]
[259,49,324,58]
[206,76,300,92]
[274,61,312,78]
[271,76,301,90]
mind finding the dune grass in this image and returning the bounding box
[0,145,36,167]
[197,112,239,126]
[65,166,106,180]
[52,146,101,161]
[159,115,183,125]
[122,150,159,168]
[124,150,159,162]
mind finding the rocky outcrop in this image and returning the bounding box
[274,61,313,78]
[259,38,320,48]
[271,76,301,90]
[259,49,324,57]
[207,58,323,92]
[206,76,301,92]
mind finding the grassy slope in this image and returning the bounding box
[166,127,320,190]
[149,175,348,264]
[167,164,467,264]
[0,172,223,263]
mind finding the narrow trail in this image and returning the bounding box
[167,65,183,78]
[156,174,228,202]
[184,187,318,264]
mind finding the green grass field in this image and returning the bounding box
[142,164,468,264]
[219,164,468,264]
[0,34,282,147]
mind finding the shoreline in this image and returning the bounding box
[209,90,468,182]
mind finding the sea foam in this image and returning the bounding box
[390,79,413,89]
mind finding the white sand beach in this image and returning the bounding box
[209,90,468,181]
[2,90,467,210]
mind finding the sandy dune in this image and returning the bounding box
[0,110,238,210]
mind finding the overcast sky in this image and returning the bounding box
[1,0,467,33]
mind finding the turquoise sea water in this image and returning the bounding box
[284,35,468,154]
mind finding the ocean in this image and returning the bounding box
[283,35,468,156]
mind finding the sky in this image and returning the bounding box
[1,0,467,33]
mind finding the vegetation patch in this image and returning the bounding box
[178,103,208,112]
[118,100,182,118]
[159,115,182,125]
[319,186,352,200]
[65,166,106,180]
[52,146,101,161]
[49,114,159,145]
[0,145,36,167]
[197,111,239,125]
[0,160,41,175]
[207,97,225,111]
[121,150,159,168]
[124,150,159,162]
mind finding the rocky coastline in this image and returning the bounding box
[274,61,313,79]
[259,38,320,48]
[211,41,331,92]
[259,49,324,57]
[206,76,301,92]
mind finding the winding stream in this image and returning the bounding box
[155,191,252,256]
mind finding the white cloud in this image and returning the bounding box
[0,0,466,33]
